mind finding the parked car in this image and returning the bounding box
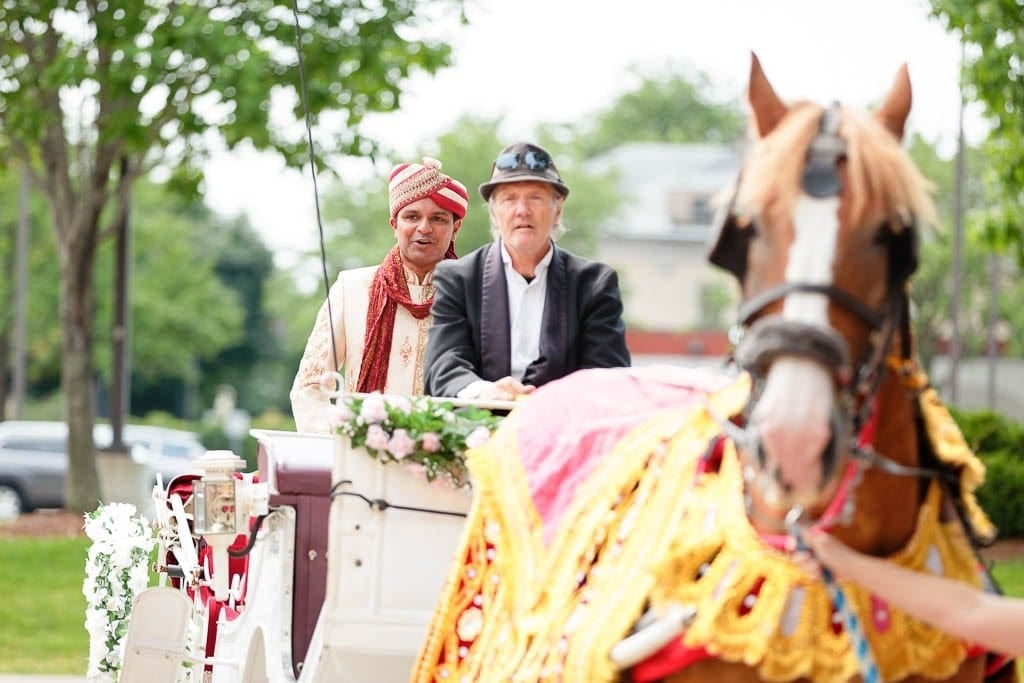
[0,421,66,520]
[0,420,207,520]
[111,424,207,486]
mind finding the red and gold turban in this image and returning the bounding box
[388,157,469,220]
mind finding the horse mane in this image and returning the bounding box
[731,100,937,231]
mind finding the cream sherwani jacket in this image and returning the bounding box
[290,265,435,433]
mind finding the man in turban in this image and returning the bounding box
[290,157,468,433]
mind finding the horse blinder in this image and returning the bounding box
[707,201,752,282]
[880,218,919,286]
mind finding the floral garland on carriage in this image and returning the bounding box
[329,392,504,489]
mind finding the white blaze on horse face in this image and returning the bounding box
[751,195,840,499]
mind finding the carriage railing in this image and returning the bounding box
[330,390,517,412]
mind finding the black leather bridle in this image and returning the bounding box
[708,104,919,489]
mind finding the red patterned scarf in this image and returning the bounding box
[356,243,455,393]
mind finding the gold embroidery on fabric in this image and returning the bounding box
[412,372,992,683]
[400,337,413,367]
[413,316,431,396]
[292,297,340,394]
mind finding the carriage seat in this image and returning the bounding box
[252,429,334,678]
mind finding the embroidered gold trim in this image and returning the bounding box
[413,371,992,683]
[414,316,430,396]
[400,336,413,367]
[292,296,341,394]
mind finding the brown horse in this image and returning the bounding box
[413,54,1010,683]
[657,54,1005,683]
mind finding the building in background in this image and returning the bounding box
[587,142,742,364]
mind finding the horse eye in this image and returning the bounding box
[873,223,896,246]
[747,217,764,237]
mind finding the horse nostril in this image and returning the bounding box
[822,405,847,484]
[820,431,838,484]
[756,439,768,469]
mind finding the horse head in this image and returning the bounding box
[709,53,935,526]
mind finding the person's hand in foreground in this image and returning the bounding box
[792,528,1024,658]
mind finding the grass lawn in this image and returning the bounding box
[0,536,90,674]
[992,557,1024,597]
[0,536,1022,675]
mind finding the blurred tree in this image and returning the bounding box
[95,184,246,385]
[566,64,746,158]
[264,268,324,407]
[928,0,1024,257]
[906,134,1024,370]
[0,177,249,417]
[198,217,285,415]
[0,168,61,403]
[0,172,12,418]
[0,0,464,511]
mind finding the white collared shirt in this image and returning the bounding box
[455,242,553,398]
[501,242,552,379]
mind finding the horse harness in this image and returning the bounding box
[707,103,940,491]
[696,104,995,683]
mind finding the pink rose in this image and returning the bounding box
[431,474,461,491]
[327,403,354,430]
[465,426,492,449]
[359,394,388,424]
[364,424,390,451]
[421,432,442,452]
[406,463,428,479]
[385,395,413,414]
[387,429,416,460]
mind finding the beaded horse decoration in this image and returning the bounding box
[412,54,1009,683]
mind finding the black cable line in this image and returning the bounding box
[330,480,468,518]
[290,0,339,384]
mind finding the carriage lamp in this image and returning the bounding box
[192,449,269,601]
[193,450,247,536]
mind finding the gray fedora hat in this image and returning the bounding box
[478,142,570,201]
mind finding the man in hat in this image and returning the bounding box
[424,142,630,401]
[290,157,468,433]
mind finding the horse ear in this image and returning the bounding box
[876,63,912,140]
[748,52,788,137]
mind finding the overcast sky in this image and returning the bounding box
[203,0,977,270]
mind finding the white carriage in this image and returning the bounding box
[122,396,501,683]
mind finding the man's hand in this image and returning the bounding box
[479,376,536,401]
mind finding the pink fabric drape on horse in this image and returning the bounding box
[512,365,734,543]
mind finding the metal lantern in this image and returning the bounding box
[193,477,238,536]
[191,450,248,536]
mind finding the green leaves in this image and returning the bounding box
[93,182,246,382]
[0,0,466,193]
[571,64,746,158]
[929,0,1024,256]
[336,393,504,487]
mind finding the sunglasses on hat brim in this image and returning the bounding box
[493,150,554,172]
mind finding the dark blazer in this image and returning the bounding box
[424,241,631,397]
